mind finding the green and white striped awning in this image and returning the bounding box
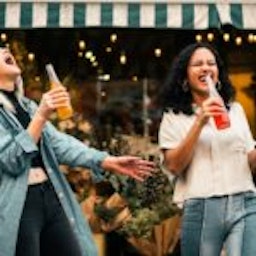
[0,1,255,29]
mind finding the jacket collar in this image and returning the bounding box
[0,76,24,113]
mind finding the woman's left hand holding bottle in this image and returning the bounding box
[28,86,71,143]
[36,86,71,120]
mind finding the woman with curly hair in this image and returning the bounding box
[158,42,256,256]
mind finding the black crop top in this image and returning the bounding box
[2,91,45,168]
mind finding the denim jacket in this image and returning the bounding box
[0,86,109,256]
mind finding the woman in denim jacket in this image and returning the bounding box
[0,47,154,256]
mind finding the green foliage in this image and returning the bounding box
[119,208,160,239]
[110,162,179,238]
[94,204,121,223]
[95,135,180,238]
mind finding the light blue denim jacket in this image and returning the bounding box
[0,92,109,256]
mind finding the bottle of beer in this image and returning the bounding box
[206,75,230,130]
[45,63,73,120]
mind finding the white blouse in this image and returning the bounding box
[159,102,256,205]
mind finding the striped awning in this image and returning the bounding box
[0,1,256,30]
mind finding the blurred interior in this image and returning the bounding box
[2,26,254,141]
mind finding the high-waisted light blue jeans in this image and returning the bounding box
[181,192,256,256]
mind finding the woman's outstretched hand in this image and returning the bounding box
[101,156,155,182]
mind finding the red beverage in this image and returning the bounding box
[206,75,230,130]
[213,112,230,130]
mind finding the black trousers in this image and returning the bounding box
[15,180,83,256]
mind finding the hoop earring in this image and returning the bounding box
[216,81,222,90]
[182,80,189,92]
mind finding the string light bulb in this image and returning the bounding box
[35,76,40,82]
[85,51,93,59]
[78,40,86,50]
[207,33,214,42]
[110,33,117,43]
[90,55,96,63]
[105,46,112,53]
[253,35,256,43]
[78,52,83,58]
[154,48,162,57]
[235,36,242,46]
[120,52,127,65]
[132,75,138,82]
[28,53,35,62]
[92,61,98,67]
[99,74,110,81]
[195,34,202,42]
[248,33,254,43]
[223,33,230,42]
[0,33,7,42]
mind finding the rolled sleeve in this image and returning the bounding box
[90,151,109,181]
[15,130,38,153]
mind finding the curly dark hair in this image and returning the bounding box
[158,42,235,115]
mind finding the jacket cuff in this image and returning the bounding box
[91,151,110,181]
[15,130,38,153]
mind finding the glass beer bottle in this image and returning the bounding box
[45,64,73,120]
[205,75,230,130]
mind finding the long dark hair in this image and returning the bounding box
[158,42,235,115]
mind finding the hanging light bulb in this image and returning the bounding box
[85,51,93,59]
[248,33,254,43]
[207,32,214,42]
[92,61,98,67]
[154,48,162,57]
[89,56,96,63]
[110,33,117,43]
[235,36,242,46]
[120,52,127,65]
[253,35,256,43]
[99,74,110,81]
[223,33,230,42]
[195,34,202,42]
[35,76,40,82]
[0,33,7,42]
[105,46,112,53]
[78,40,86,50]
[103,74,110,81]
[132,75,138,82]
[78,51,83,58]
[28,52,35,62]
